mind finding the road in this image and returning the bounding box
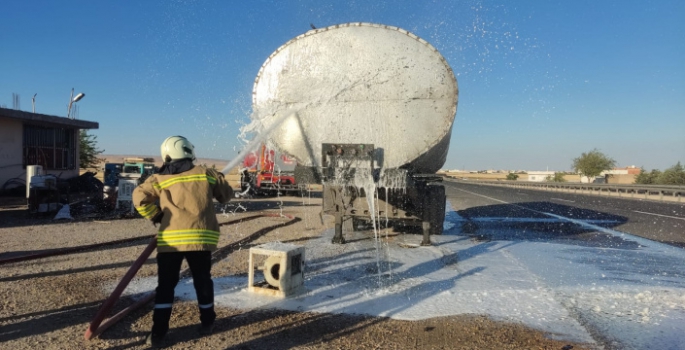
[444,180,685,247]
[439,180,685,349]
[121,182,685,350]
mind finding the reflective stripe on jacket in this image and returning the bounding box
[132,165,233,253]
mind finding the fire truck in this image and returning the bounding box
[240,145,303,197]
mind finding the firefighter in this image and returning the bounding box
[133,135,233,347]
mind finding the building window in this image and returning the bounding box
[23,125,76,170]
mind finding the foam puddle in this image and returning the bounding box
[117,203,685,348]
[325,161,417,289]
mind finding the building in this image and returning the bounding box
[604,166,641,175]
[601,166,640,184]
[0,107,99,193]
[526,171,554,182]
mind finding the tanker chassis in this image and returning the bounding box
[315,143,447,245]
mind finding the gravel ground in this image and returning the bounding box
[0,194,593,350]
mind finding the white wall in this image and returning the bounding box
[0,118,81,193]
[527,171,554,182]
[580,176,605,184]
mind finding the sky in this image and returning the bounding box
[121,201,685,350]
[1,0,683,171]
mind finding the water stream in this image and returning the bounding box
[219,109,299,175]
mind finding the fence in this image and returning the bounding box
[445,177,684,203]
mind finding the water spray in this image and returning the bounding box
[220,110,299,175]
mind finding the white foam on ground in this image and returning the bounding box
[119,204,685,349]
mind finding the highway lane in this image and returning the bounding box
[439,180,685,349]
[444,180,685,247]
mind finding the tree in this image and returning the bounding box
[572,149,616,179]
[657,162,685,185]
[546,172,567,182]
[79,130,105,169]
[634,167,661,184]
[506,173,518,181]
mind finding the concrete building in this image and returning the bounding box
[601,166,640,184]
[527,171,554,182]
[604,166,641,175]
[0,107,99,193]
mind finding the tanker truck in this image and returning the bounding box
[251,23,458,245]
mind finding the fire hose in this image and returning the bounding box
[0,235,155,265]
[84,213,298,340]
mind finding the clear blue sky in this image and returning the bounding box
[2,1,683,171]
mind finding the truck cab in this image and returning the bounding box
[102,157,157,211]
[102,163,123,210]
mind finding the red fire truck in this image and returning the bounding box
[240,144,303,196]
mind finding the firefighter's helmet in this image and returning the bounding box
[160,136,196,162]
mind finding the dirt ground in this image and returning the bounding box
[0,193,595,350]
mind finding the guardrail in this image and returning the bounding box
[445,177,685,203]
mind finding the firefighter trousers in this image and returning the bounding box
[151,251,216,336]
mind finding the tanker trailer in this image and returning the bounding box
[251,22,458,245]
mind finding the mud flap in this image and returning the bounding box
[428,185,446,236]
[421,185,446,245]
[332,214,346,244]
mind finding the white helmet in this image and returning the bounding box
[160,136,196,162]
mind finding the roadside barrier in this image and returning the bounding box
[445,177,684,203]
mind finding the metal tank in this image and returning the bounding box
[252,22,458,174]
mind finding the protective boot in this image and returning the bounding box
[198,306,216,335]
[147,307,172,347]
[145,333,165,348]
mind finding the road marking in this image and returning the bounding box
[454,187,631,236]
[455,189,508,205]
[551,198,575,203]
[466,217,620,225]
[455,187,685,253]
[632,210,685,221]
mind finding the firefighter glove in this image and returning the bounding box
[151,211,164,227]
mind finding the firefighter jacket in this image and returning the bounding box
[133,165,233,253]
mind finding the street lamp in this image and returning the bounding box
[67,88,85,119]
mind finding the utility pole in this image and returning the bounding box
[67,88,85,119]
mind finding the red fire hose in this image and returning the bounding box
[84,237,157,340]
[0,235,155,266]
[84,212,297,340]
